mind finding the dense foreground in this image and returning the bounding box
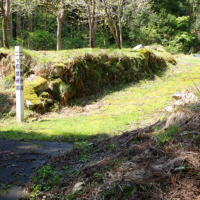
[21,109,200,199]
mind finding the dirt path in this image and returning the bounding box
[0,139,72,200]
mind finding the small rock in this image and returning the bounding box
[172,92,182,100]
[57,135,62,138]
[51,64,64,78]
[46,99,53,104]
[34,81,49,93]
[26,100,35,109]
[72,182,84,194]
[166,106,174,113]
[26,74,37,82]
[133,44,143,50]
[172,90,198,106]
[151,46,157,50]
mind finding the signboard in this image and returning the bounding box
[15,46,24,122]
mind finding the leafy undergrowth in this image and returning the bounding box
[21,111,200,200]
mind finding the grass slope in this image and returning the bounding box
[0,54,200,142]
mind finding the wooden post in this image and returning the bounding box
[15,46,24,122]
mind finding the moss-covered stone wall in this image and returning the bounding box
[0,48,173,111]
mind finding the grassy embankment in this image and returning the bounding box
[0,48,200,142]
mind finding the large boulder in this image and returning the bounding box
[24,76,48,110]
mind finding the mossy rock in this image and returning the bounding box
[54,63,64,68]
[49,78,62,90]
[39,91,49,98]
[33,77,48,93]
[49,78,62,100]
[24,76,48,109]
[51,64,64,77]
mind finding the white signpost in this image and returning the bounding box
[15,46,24,122]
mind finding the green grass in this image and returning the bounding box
[1,47,139,64]
[0,45,172,65]
[1,54,200,142]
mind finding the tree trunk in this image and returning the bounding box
[1,0,10,48]
[118,0,124,49]
[85,0,95,48]
[89,24,93,48]
[106,14,121,49]
[102,0,121,49]
[57,15,63,51]
[9,12,13,42]
[3,16,9,48]
[92,15,98,47]
[16,11,21,40]
[119,17,123,49]
[28,12,32,49]
[113,21,119,43]
[56,0,64,51]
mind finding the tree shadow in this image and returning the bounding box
[0,92,15,119]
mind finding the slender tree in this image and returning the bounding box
[83,0,96,48]
[35,0,65,51]
[101,0,125,49]
[0,0,10,48]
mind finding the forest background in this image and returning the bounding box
[0,0,199,53]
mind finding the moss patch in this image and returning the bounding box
[24,76,47,106]
[49,78,62,100]
[32,76,47,88]
[53,64,64,68]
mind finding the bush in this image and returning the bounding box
[28,30,56,50]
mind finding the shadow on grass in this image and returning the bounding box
[0,128,109,143]
[0,92,14,119]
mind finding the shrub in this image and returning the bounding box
[28,30,56,50]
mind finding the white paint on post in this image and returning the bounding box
[15,46,24,122]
